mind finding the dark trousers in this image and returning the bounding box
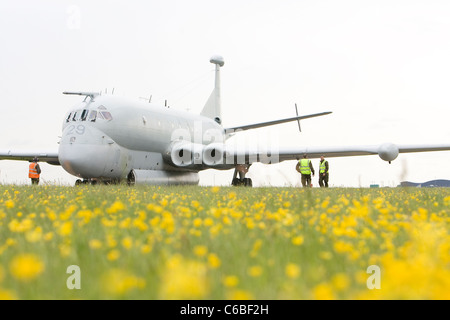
[301,174,312,187]
[31,178,40,185]
[319,173,329,187]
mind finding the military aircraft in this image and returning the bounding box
[1,56,450,186]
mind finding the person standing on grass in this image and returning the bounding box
[318,155,329,188]
[296,154,315,187]
[29,157,41,185]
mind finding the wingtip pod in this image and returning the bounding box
[378,143,399,162]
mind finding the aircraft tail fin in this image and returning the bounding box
[201,55,224,125]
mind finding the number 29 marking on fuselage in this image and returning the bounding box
[66,125,85,135]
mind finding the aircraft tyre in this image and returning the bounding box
[232,178,253,187]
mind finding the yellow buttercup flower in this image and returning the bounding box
[9,254,44,282]
[100,269,145,296]
[107,249,120,261]
[211,186,220,194]
[159,255,209,299]
[25,227,42,243]
[226,289,254,300]
[5,200,15,208]
[58,221,73,237]
[106,201,126,214]
[0,289,18,300]
[292,235,304,246]
[285,263,301,279]
[193,245,208,257]
[331,273,350,291]
[8,219,33,233]
[313,283,335,300]
[207,253,221,269]
[193,218,202,227]
[247,265,263,277]
[89,239,103,250]
[223,275,239,288]
[122,237,133,250]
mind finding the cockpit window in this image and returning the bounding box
[72,110,81,121]
[66,109,107,122]
[100,111,113,121]
[98,105,107,110]
[81,109,89,121]
[88,110,97,122]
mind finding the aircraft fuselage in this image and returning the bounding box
[58,95,224,184]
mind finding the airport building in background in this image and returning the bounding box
[399,180,450,187]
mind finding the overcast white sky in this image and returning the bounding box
[1,0,450,187]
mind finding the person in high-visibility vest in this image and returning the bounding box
[295,154,315,187]
[29,157,41,185]
[318,155,329,188]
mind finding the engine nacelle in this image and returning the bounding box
[203,143,226,166]
[165,141,228,167]
[165,141,205,167]
[128,169,199,185]
[378,143,399,162]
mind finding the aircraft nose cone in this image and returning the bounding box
[58,125,120,179]
[59,144,107,178]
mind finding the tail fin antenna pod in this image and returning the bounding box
[201,55,224,124]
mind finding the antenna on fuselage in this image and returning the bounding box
[139,95,152,103]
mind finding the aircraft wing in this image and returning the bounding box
[211,142,450,168]
[0,150,60,165]
[224,112,332,132]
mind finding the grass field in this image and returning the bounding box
[0,184,449,300]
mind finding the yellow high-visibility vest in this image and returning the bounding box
[299,159,311,175]
[320,160,328,174]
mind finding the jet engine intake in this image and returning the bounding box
[165,141,228,167]
[165,141,205,167]
[202,143,225,166]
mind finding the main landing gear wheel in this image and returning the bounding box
[231,164,253,187]
[231,177,253,187]
[75,179,99,186]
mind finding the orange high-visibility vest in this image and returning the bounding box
[29,163,40,179]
